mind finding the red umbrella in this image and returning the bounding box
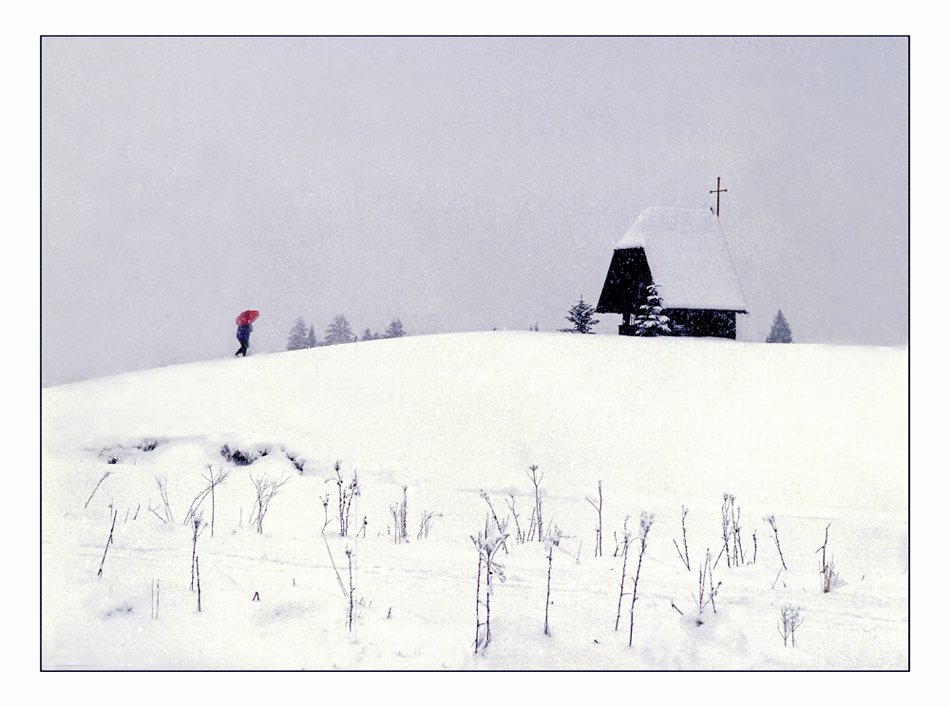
[236,310,260,326]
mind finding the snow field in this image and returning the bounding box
[42,332,907,669]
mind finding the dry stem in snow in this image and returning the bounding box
[673,504,690,570]
[586,480,604,558]
[765,514,788,571]
[526,465,544,542]
[816,523,838,593]
[778,604,803,646]
[471,530,507,654]
[628,512,654,646]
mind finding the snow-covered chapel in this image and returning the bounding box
[595,207,747,338]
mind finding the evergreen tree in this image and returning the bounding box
[766,310,794,343]
[286,317,310,351]
[324,315,356,346]
[384,319,405,338]
[560,296,600,334]
[307,325,318,348]
[361,328,381,341]
[632,284,671,336]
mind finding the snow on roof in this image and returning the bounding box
[614,207,747,312]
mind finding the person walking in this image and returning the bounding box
[235,322,252,356]
[235,310,259,357]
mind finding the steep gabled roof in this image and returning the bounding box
[610,207,747,312]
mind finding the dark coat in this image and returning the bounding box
[236,324,253,342]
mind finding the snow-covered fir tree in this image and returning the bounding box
[307,325,318,348]
[560,296,600,334]
[632,284,671,336]
[766,310,793,343]
[324,315,357,345]
[384,319,405,338]
[361,328,382,341]
[286,318,310,351]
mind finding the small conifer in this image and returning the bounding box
[766,310,793,343]
[560,296,600,334]
[632,285,671,336]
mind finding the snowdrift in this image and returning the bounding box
[41,332,908,670]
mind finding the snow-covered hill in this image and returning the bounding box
[41,332,908,669]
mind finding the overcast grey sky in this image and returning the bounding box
[41,36,908,386]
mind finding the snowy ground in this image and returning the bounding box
[41,332,908,670]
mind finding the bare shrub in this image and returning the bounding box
[249,473,289,534]
[673,504,690,570]
[778,604,803,646]
[586,480,604,558]
[417,510,442,540]
[389,486,409,544]
[183,465,231,537]
[328,462,359,536]
[816,523,839,593]
[695,548,721,618]
[471,529,508,654]
[526,465,544,542]
[721,494,746,567]
[505,494,525,544]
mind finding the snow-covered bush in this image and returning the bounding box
[221,443,267,466]
[481,492,509,553]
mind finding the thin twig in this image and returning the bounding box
[97,510,118,577]
[85,472,111,509]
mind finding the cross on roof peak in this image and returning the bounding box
[710,177,727,217]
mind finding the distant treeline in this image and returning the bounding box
[287,316,406,350]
